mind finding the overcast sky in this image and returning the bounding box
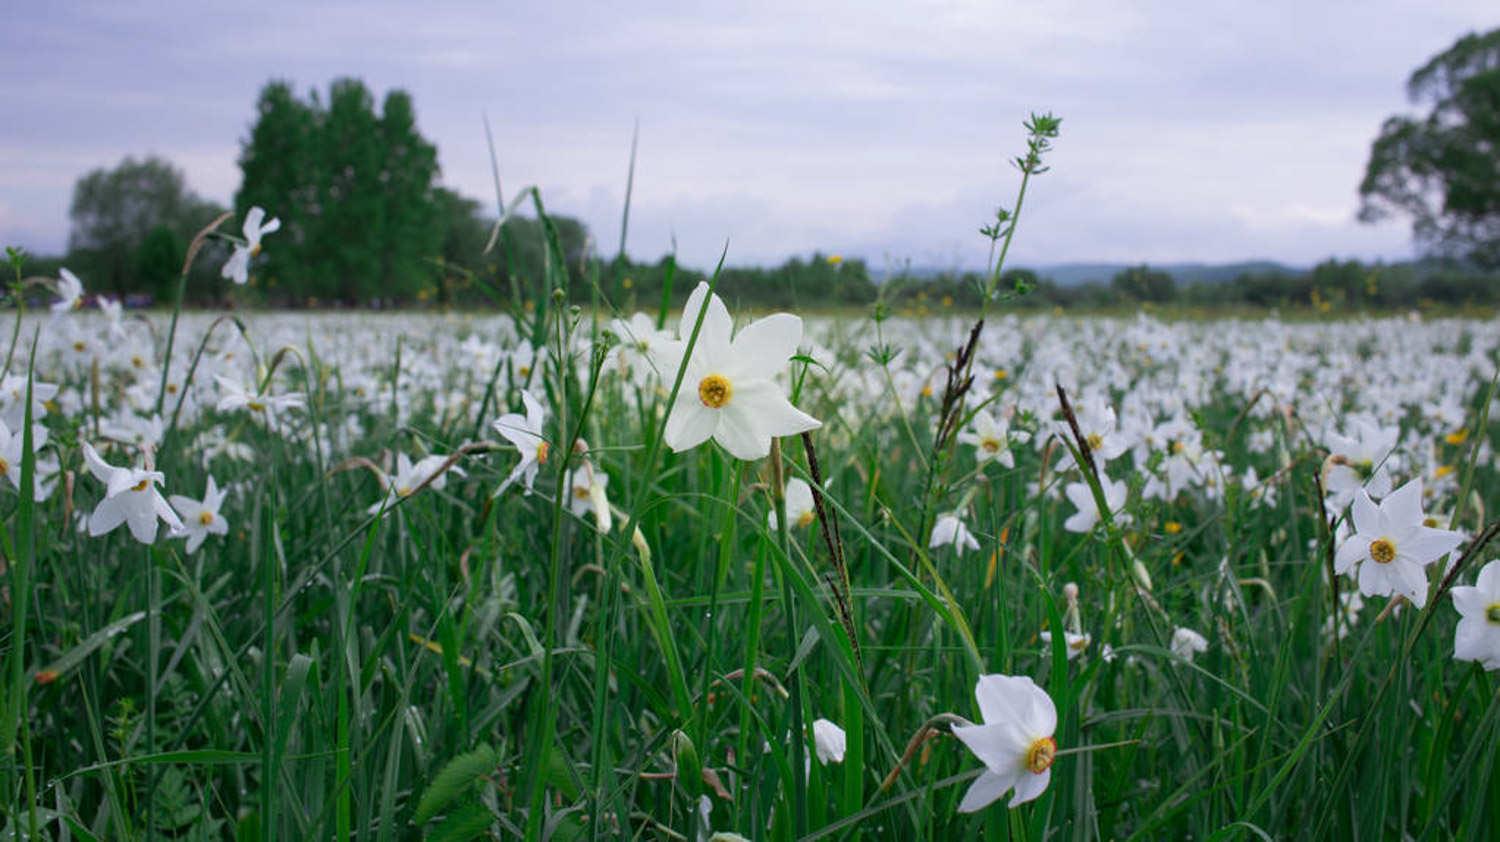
[1,1,1494,271]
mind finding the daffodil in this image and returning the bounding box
[812,718,846,764]
[1063,476,1128,533]
[1170,627,1208,660]
[0,419,53,501]
[52,268,85,313]
[81,442,184,544]
[958,410,1021,468]
[1450,560,1500,670]
[1334,479,1464,607]
[930,513,980,554]
[771,477,817,529]
[221,207,280,285]
[653,282,820,461]
[168,475,229,554]
[215,375,305,424]
[494,389,549,494]
[951,674,1058,811]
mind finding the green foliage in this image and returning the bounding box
[1359,28,1500,267]
[66,155,225,297]
[412,745,499,825]
[133,225,183,302]
[235,78,444,304]
[1111,264,1176,302]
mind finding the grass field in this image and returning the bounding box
[1,279,1498,841]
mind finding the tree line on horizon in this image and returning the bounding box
[23,26,1500,311]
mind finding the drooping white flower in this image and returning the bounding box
[52,268,85,313]
[1170,627,1209,660]
[563,462,612,530]
[1333,479,1465,607]
[1450,559,1500,670]
[930,513,980,554]
[811,718,846,765]
[653,282,820,461]
[221,207,280,285]
[81,442,184,544]
[951,674,1058,811]
[168,475,229,554]
[1063,476,1128,533]
[493,389,549,495]
[771,477,816,530]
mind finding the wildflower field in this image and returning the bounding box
[3,259,1500,841]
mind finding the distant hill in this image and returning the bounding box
[872,260,1301,286]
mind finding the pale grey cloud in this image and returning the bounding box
[1,0,1494,270]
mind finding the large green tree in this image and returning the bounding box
[67,156,224,296]
[235,78,442,304]
[1359,29,1500,267]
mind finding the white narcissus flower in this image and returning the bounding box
[1063,476,1128,533]
[369,453,462,515]
[0,419,55,501]
[811,718,846,764]
[1333,479,1465,608]
[951,674,1058,811]
[52,268,85,313]
[81,442,184,544]
[168,475,229,554]
[930,513,980,554]
[215,375,305,424]
[653,282,820,461]
[1450,559,1500,670]
[606,312,671,385]
[958,410,1018,468]
[1171,627,1209,660]
[1321,419,1397,510]
[221,207,280,285]
[1039,631,1092,660]
[771,477,816,529]
[494,389,548,495]
[564,463,612,530]
[0,375,59,430]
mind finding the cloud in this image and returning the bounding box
[0,0,1493,266]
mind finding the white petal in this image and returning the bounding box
[729,313,802,380]
[663,399,717,453]
[1009,768,1051,806]
[1350,490,1379,537]
[1381,479,1423,529]
[957,768,1018,813]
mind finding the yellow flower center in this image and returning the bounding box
[796,510,816,528]
[247,400,266,412]
[1164,520,1182,535]
[980,437,1001,453]
[0,457,8,474]
[397,486,413,497]
[1025,736,1057,774]
[1434,464,1455,479]
[1086,433,1103,451]
[1369,537,1397,564]
[250,243,262,258]
[130,355,145,368]
[698,374,732,409]
[993,368,1007,381]
[73,341,86,352]
[1445,429,1469,446]
[1487,604,1500,624]
[519,365,531,378]
[198,511,214,526]
[574,485,591,500]
[131,479,149,492]
[536,441,550,465]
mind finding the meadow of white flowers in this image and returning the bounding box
[3,242,1499,839]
